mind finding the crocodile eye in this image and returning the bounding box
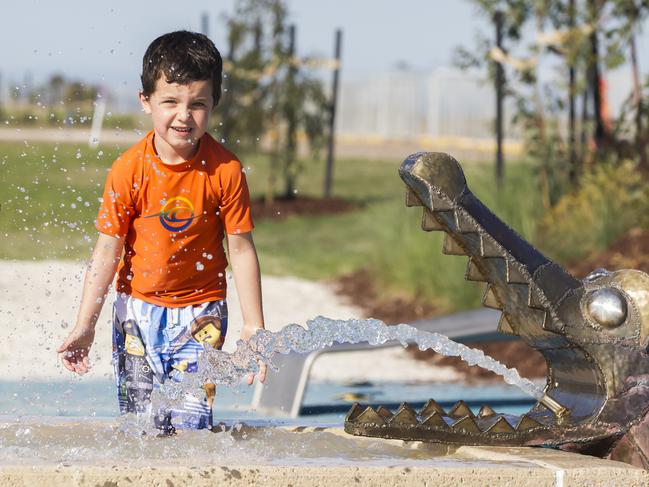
[586,288,628,328]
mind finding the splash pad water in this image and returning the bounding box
[2,317,646,485]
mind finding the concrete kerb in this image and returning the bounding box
[1,425,646,487]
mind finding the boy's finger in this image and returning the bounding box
[61,358,75,373]
[258,364,267,383]
[246,373,254,385]
[74,361,87,374]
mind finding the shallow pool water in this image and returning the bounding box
[0,416,518,468]
[0,379,540,467]
[0,379,536,422]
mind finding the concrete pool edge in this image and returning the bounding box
[2,426,647,486]
[1,452,646,487]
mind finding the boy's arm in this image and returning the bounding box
[226,231,266,384]
[56,232,124,375]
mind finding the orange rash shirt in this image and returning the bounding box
[95,131,254,307]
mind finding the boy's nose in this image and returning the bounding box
[177,108,192,121]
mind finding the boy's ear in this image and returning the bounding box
[138,91,152,114]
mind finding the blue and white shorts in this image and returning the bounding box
[112,294,228,432]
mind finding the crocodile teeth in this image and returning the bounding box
[532,309,549,330]
[486,416,516,433]
[405,188,422,207]
[431,192,453,211]
[516,414,543,431]
[422,208,445,231]
[498,313,517,335]
[356,406,386,425]
[528,284,545,310]
[346,403,364,421]
[388,403,418,425]
[442,235,467,256]
[451,415,481,434]
[421,410,448,428]
[481,236,504,258]
[376,406,393,421]
[506,258,528,284]
[459,232,483,255]
[455,211,479,232]
[435,210,458,230]
[478,405,497,418]
[482,284,501,310]
[448,400,474,419]
[543,317,565,333]
[419,399,446,417]
[465,257,486,282]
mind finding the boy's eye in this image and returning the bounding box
[192,102,206,107]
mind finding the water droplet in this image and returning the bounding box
[196,262,204,271]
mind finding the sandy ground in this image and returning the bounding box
[0,260,460,384]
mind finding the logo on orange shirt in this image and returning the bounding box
[145,196,200,232]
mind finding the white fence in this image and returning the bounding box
[337,67,518,142]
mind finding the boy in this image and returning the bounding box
[56,31,266,431]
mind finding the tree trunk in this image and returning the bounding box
[494,10,505,187]
[283,24,298,199]
[630,33,647,170]
[568,0,578,185]
[588,0,605,154]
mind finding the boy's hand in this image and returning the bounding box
[246,362,267,385]
[56,327,95,375]
[241,324,267,385]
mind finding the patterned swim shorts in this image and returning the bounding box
[112,294,228,432]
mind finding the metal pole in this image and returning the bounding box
[324,29,342,198]
[495,11,504,187]
[568,0,577,184]
[284,24,298,199]
[588,0,604,150]
[201,12,209,37]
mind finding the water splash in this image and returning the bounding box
[156,316,542,411]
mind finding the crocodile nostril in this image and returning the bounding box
[587,288,628,328]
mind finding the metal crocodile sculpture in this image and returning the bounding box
[344,152,649,468]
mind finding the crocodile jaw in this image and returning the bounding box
[344,153,649,456]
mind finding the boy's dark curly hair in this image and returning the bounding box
[141,31,223,105]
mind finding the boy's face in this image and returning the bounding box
[139,76,214,164]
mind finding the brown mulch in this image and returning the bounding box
[334,268,547,381]
[567,227,649,278]
[250,196,359,221]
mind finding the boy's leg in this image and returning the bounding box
[164,300,228,430]
[112,296,170,429]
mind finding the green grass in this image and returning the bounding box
[0,141,123,259]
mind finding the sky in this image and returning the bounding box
[0,0,486,104]
[2,0,649,110]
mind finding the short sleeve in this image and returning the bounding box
[218,159,254,235]
[95,161,136,237]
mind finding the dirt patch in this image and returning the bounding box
[567,227,649,277]
[335,269,437,325]
[250,196,359,221]
[334,268,547,381]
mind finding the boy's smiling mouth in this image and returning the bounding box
[172,127,193,134]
